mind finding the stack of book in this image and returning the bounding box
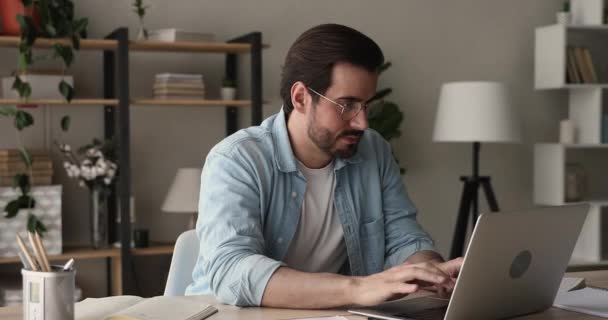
[153,73,205,100]
[147,28,216,43]
[566,46,598,84]
[0,149,53,186]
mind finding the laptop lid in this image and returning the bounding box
[349,204,590,320]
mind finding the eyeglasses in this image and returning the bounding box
[307,87,369,121]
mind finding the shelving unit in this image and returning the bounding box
[0,28,265,296]
[534,1,608,265]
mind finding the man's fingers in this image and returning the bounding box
[394,283,419,295]
[394,266,447,285]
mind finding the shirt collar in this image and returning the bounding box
[272,107,363,173]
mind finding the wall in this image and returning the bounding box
[0,0,567,297]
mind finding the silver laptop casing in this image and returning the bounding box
[349,204,589,320]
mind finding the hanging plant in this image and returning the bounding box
[1,0,88,235]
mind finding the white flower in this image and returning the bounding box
[83,159,92,166]
[63,161,70,169]
[60,143,71,152]
[104,177,112,185]
[78,180,85,187]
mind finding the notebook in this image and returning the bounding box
[75,295,217,320]
[554,286,608,318]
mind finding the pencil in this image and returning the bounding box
[34,232,51,272]
[16,234,38,271]
[27,232,48,272]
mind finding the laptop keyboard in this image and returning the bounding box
[395,306,448,320]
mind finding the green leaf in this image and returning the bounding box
[0,106,17,117]
[4,200,21,218]
[45,23,57,37]
[61,115,71,131]
[53,43,73,66]
[21,82,32,98]
[16,14,27,31]
[71,35,80,50]
[18,195,35,209]
[14,110,34,130]
[13,173,30,195]
[21,0,33,7]
[27,214,46,235]
[19,148,33,168]
[377,61,392,74]
[18,52,28,71]
[59,80,74,101]
[73,18,88,35]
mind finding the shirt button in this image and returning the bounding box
[291,192,297,198]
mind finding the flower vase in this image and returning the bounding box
[137,21,148,40]
[90,189,108,249]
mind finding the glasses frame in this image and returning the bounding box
[307,87,369,121]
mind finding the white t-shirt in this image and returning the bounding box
[282,160,347,273]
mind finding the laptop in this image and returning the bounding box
[349,204,590,320]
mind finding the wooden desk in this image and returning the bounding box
[2,270,607,320]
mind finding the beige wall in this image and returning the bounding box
[0,0,568,296]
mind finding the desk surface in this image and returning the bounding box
[2,271,608,320]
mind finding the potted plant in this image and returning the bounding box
[220,77,237,101]
[367,62,406,174]
[0,0,39,36]
[133,0,149,40]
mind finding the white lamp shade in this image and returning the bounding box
[433,81,522,143]
[161,168,202,213]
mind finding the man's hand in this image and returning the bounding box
[420,257,464,298]
[349,261,453,307]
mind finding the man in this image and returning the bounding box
[186,23,463,308]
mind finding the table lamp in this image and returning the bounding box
[161,168,202,230]
[433,81,521,259]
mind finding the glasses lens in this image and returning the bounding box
[341,102,364,121]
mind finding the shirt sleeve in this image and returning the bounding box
[377,138,439,269]
[190,149,285,306]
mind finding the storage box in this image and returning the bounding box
[1,74,74,99]
[0,185,62,257]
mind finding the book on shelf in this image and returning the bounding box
[0,160,53,171]
[0,168,53,177]
[566,46,581,84]
[155,73,204,82]
[75,295,218,320]
[154,88,206,96]
[147,28,216,43]
[153,83,205,90]
[582,48,598,83]
[0,175,51,186]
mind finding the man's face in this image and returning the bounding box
[307,62,378,159]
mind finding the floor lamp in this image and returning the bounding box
[433,82,521,259]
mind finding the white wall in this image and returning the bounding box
[0,0,568,296]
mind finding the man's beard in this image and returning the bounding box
[307,110,363,159]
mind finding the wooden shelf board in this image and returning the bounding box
[0,36,117,50]
[132,99,252,106]
[0,99,119,106]
[0,243,174,264]
[129,40,269,53]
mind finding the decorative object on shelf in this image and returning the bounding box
[433,81,522,259]
[557,1,571,25]
[1,71,74,99]
[366,61,406,174]
[133,228,149,248]
[132,0,149,40]
[565,163,586,202]
[571,0,604,25]
[162,168,202,230]
[147,28,215,42]
[220,77,237,101]
[0,149,53,187]
[0,0,39,36]
[559,119,576,144]
[56,116,118,249]
[0,185,62,257]
[154,73,205,100]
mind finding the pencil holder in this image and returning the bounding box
[22,266,76,320]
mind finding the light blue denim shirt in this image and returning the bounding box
[185,108,436,306]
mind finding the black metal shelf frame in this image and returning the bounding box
[102,28,263,295]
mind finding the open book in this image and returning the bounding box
[75,295,218,320]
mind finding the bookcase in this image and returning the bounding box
[0,27,265,296]
[534,1,608,265]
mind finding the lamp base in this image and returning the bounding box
[449,175,500,259]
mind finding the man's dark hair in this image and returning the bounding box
[280,24,384,116]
